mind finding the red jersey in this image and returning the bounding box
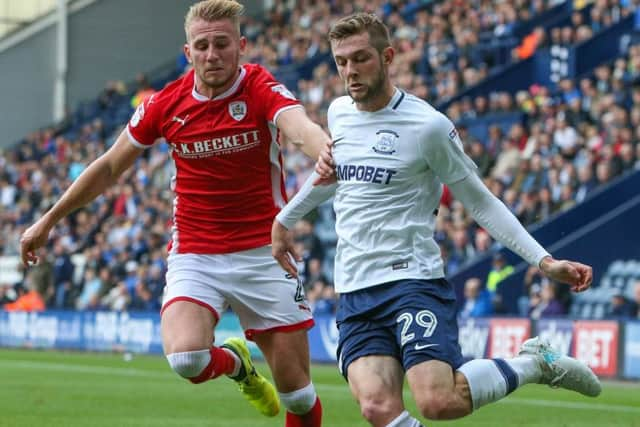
[127,64,301,254]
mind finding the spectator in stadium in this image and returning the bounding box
[52,241,75,309]
[486,253,514,295]
[19,1,330,425]
[632,280,640,319]
[512,26,546,60]
[75,267,103,310]
[528,281,566,319]
[459,277,493,319]
[4,271,46,312]
[273,12,600,427]
[130,73,156,109]
[607,288,638,319]
[100,280,130,312]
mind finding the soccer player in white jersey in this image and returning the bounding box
[272,13,601,427]
[20,1,328,425]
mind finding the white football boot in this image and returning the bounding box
[519,336,601,397]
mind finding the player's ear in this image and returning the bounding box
[183,43,192,64]
[381,46,394,65]
[239,36,247,57]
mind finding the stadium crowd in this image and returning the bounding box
[1,0,640,320]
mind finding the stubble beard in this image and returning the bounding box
[346,60,386,105]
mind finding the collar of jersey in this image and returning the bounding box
[191,66,247,102]
[355,87,403,113]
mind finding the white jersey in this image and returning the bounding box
[327,89,477,293]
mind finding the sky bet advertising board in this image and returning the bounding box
[536,319,574,357]
[0,312,630,378]
[573,321,618,377]
[488,318,531,358]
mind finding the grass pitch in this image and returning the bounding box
[0,349,638,427]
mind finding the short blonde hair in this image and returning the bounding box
[329,13,391,53]
[184,0,244,40]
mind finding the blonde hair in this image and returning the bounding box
[184,0,244,40]
[329,13,391,53]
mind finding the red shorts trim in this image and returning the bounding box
[245,319,315,341]
[160,297,221,323]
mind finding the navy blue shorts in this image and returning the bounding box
[335,279,463,380]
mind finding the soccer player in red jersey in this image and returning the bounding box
[20,1,327,425]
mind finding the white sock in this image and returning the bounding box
[386,411,425,427]
[458,357,539,410]
[507,356,542,385]
[166,349,211,378]
[279,382,317,415]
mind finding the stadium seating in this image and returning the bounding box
[2,1,640,321]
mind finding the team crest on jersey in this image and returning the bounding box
[270,83,296,100]
[228,101,247,121]
[373,129,398,155]
[130,103,145,127]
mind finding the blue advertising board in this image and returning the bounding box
[536,319,574,356]
[307,314,339,364]
[624,321,640,379]
[458,318,490,360]
[0,310,260,357]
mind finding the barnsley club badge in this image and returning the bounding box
[130,103,145,127]
[373,129,398,155]
[228,101,247,121]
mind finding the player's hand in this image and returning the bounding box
[313,140,336,185]
[539,256,593,292]
[20,219,52,267]
[271,220,300,278]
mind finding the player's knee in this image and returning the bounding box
[358,395,399,425]
[279,383,318,415]
[166,349,211,381]
[416,393,451,420]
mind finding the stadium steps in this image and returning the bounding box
[450,168,640,315]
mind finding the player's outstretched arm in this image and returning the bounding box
[275,107,335,183]
[20,130,143,266]
[448,172,593,292]
[272,171,337,273]
[271,220,300,278]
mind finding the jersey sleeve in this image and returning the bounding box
[126,93,163,149]
[251,67,302,125]
[421,112,477,185]
[327,99,339,135]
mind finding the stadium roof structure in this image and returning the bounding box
[0,0,84,40]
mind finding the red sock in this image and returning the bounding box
[285,397,322,427]
[189,347,236,384]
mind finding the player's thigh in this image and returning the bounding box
[161,300,217,354]
[161,253,229,354]
[253,329,311,392]
[226,245,313,338]
[347,355,405,421]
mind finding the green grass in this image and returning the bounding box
[0,349,639,427]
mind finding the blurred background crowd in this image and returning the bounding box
[1,0,640,321]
